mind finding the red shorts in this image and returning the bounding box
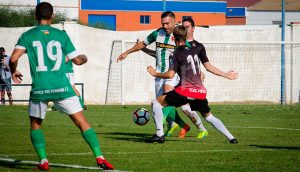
[175,85,207,100]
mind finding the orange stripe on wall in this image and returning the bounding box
[79,11,226,31]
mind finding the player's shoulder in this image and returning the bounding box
[190,40,204,48]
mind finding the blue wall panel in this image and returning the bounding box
[88,14,116,30]
[81,0,227,13]
[226,7,246,17]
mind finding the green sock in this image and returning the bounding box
[78,95,85,108]
[163,106,185,128]
[30,129,47,160]
[82,128,102,157]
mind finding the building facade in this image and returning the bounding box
[79,0,228,31]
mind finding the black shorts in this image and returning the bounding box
[164,90,210,115]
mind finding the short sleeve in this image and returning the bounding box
[144,30,158,45]
[15,33,27,50]
[63,32,79,60]
[199,44,209,64]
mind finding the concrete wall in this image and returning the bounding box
[0,23,299,104]
[247,11,300,25]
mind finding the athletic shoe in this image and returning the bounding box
[37,162,49,171]
[83,105,87,110]
[178,124,190,138]
[145,134,165,143]
[196,130,208,139]
[96,157,114,170]
[165,123,179,136]
[229,138,238,144]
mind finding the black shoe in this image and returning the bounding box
[51,106,57,111]
[146,134,165,143]
[83,105,87,110]
[229,138,238,144]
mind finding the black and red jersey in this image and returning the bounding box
[170,40,209,99]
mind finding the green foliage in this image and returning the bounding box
[0,6,66,27]
[0,105,299,171]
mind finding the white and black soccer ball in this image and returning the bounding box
[132,108,150,125]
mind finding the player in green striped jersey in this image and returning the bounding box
[9,2,113,170]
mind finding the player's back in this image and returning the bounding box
[16,25,76,101]
[173,45,203,88]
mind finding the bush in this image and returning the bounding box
[0,6,66,27]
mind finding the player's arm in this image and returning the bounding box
[137,39,156,58]
[117,41,146,62]
[9,49,25,83]
[203,62,238,80]
[71,54,87,65]
[147,66,175,79]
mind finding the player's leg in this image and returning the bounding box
[163,75,180,136]
[181,104,208,139]
[29,101,49,170]
[6,78,13,105]
[55,96,114,169]
[190,99,237,143]
[0,82,5,104]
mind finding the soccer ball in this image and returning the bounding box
[132,108,150,125]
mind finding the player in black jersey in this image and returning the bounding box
[147,25,238,144]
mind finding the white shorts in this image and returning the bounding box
[66,73,75,86]
[155,73,180,96]
[29,96,83,119]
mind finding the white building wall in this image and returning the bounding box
[0,23,299,104]
[247,11,300,25]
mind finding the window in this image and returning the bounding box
[140,15,150,24]
[182,16,192,20]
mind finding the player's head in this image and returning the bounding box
[35,2,53,22]
[161,11,175,34]
[173,25,187,45]
[182,17,195,41]
[0,47,5,54]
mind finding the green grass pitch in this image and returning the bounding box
[0,105,299,171]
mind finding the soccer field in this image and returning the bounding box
[0,105,299,171]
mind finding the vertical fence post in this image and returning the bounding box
[280,0,286,104]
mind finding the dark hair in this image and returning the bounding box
[35,2,53,21]
[161,11,175,19]
[182,17,195,27]
[173,25,187,42]
[0,47,5,53]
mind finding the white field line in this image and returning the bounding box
[1,122,299,131]
[0,157,128,171]
[0,149,277,157]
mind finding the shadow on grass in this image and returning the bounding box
[99,132,197,143]
[249,145,300,151]
[0,160,33,170]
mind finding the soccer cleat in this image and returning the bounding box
[96,157,114,170]
[37,162,49,171]
[196,130,208,139]
[83,105,87,110]
[178,124,190,138]
[229,138,238,144]
[165,123,179,136]
[145,134,165,143]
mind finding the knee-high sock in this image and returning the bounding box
[151,99,164,137]
[163,106,185,128]
[30,129,47,161]
[181,104,206,131]
[205,113,234,140]
[82,128,102,157]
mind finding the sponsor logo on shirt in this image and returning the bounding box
[156,42,175,49]
[41,30,49,34]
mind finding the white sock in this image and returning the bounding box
[40,158,48,164]
[181,104,206,131]
[151,99,165,137]
[205,113,234,140]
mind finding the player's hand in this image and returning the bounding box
[12,70,23,83]
[117,52,128,62]
[225,70,238,80]
[136,38,141,44]
[147,66,156,77]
